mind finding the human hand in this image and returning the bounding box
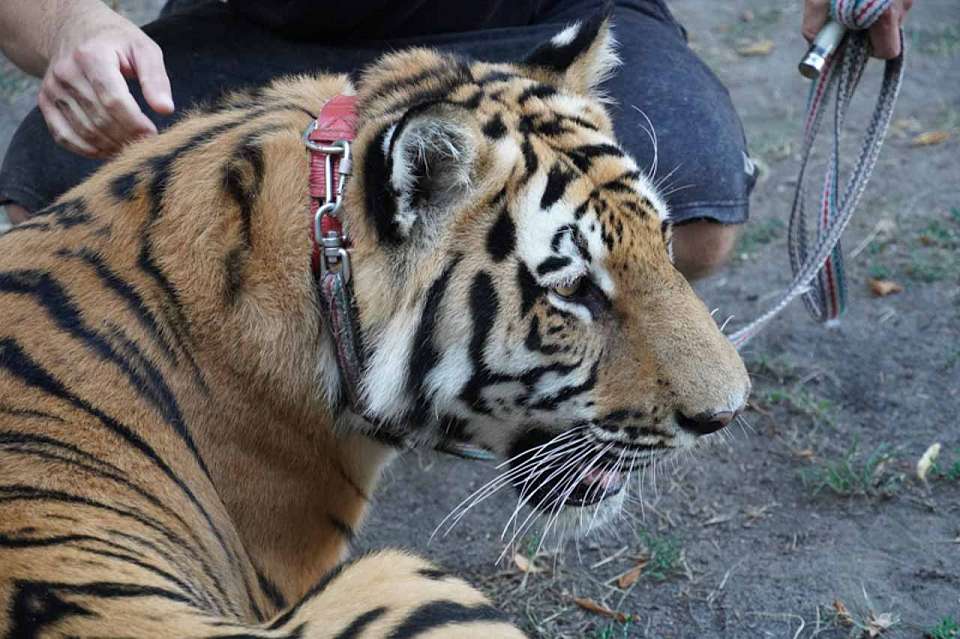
[802,0,914,60]
[39,5,174,158]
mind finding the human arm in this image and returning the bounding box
[0,0,174,158]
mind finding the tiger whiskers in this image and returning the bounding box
[431,427,588,540]
[631,104,659,182]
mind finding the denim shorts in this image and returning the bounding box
[0,0,755,224]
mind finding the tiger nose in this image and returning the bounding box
[676,409,737,436]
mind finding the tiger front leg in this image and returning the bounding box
[259,549,526,638]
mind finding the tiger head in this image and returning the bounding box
[340,17,750,531]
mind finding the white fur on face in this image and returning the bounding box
[361,307,419,421]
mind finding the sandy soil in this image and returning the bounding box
[2,1,958,637]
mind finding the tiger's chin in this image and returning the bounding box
[553,488,629,539]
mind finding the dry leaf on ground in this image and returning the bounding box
[917,442,941,482]
[737,39,775,56]
[868,278,903,297]
[865,611,898,637]
[912,130,951,146]
[833,599,854,626]
[513,552,543,574]
[616,561,647,589]
[573,597,630,623]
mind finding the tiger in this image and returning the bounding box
[0,15,750,638]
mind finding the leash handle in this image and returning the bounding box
[799,20,846,79]
[730,1,904,349]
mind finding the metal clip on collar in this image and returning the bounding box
[304,130,353,283]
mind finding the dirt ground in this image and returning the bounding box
[2,1,958,637]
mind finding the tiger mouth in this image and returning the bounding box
[508,451,626,508]
[507,429,634,509]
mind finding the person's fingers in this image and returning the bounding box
[57,74,127,150]
[38,89,102,158]
[86,62,159,142]
[43,63,119,155]
[868,6,902,59]
[53,92,121,155]
[802,0,830,42]
[71,45,147,149]
[129,40,174,115]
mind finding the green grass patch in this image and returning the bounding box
[593,620,635,639]
[761,387,837,427]
[926,616,960,639]
[637,529,683,581]
[905,210,960,283]
[931,449,960,482]
[906,25,960,56]
[737,217,786,256]
[801,442,903,497]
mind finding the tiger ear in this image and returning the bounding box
[523,15,619,98]
[384,103,477,240]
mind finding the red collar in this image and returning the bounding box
[304,94,358,279]
[303,95,365,411]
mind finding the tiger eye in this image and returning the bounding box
[552,279,582,299]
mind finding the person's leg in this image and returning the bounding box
[534,0,755,279]
[4,203,30,224]
[672,220,740,280]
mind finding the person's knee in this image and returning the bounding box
[3,203,32,225]
[671,220,739,280]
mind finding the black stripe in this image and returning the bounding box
[485,206,515,263]
[481,113,507,140]
[333,460,370,503]
[106,527,220,610]
[405,257,460,426]
[137,114,267,382]
[38,198,91,229]
[0,337,241,609]
[0,431,122,474]
[257,568,288,610]
[536,256,572,276]
[540,163,576,210]
[0,430,230,610]
[517,83,558,104]
[57,247,179,367]
[366,60,470,105]
[416,568,449,580]
[458,271,498,414]
[385,601,506,639]
[527,358,600,410]
[0,221,52,236]
[0,483,233,614]
[567,143,624,173]
[334,607,388,639]
[328,515,355,543]
[0,270,211,484]
[520,137,538,182]
[69,544,203,605]
[0,404,63,422]
[110,171,140,201]
[363,125,402,245]
[516,262,540,317]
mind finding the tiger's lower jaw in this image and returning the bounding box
[540,489,630,543]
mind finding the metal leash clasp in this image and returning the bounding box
[308,138,353,282]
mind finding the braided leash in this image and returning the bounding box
[730,0,904,348]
